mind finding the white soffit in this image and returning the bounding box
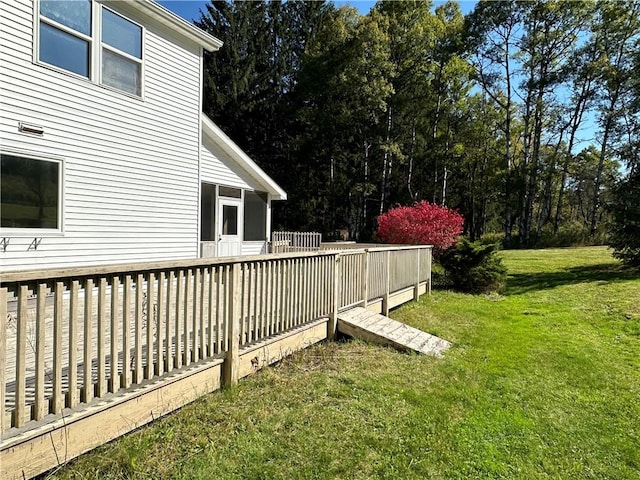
[201,115,287,201]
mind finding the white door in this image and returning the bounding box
[218,198,242,257]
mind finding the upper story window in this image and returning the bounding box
[37,1,143,97]
[101,8,142,95]
[39,0,91,77]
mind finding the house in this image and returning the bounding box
[0,0,286,273]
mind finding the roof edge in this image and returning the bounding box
[201,115,287,201]
[127,0,223,52]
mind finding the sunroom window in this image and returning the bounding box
[1,154,61,230]
[244,191,267,241]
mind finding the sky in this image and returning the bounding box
[158,1,478,23]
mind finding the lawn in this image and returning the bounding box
[50,246,639,479]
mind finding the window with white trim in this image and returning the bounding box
[37,1,143,97]
[1,154,62,231]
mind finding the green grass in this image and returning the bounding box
[50,246,640,479]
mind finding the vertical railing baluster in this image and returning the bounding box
[252,263,259,339]
[362,251,369,308]
[175,270,183,369]
[183,269,192,367]
[208,267,215,356]
[110,276,120,393]
[199,268,206,358]
[147,272,155,378]
[192,269,200,362]
[278,261,284,331]
[122,275,132,389]
[14,285,28,427]
[266,261,273,336]
[268,261,274,334]
[247,263,254,344]
[301,259,308,322]
[290,260,296,327]
[156,272,165,376]
[68,281,79,407]
[288,259,293,328]
[83,279,94,403]
[260,262,267,339]
[134,274,144,384]
[97,278,107,398]
[216,267,223,354]
[52,282,64,414]
[166,271,175,372]
[383,250,391,316]
[224,265,230,352]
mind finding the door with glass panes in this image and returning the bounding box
[217,198,242,256]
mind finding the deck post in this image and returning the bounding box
[224,262,241,387]
[361,250,369,308]
[329,253,340,340]
[427,247,432,295]
[414,249,420,301]
[382,250,390,316]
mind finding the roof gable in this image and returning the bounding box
[201,115,287,200]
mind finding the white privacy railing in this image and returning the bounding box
[271,231,322,253]
[1,245,431,434]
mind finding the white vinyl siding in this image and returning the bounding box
[0,0,202,270]
[241,242,268,256]
[200,138,252,190]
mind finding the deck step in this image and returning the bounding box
[337,307,451,357]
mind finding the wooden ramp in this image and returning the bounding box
[337,307,451,357]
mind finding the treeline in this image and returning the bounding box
[196,0,640,246]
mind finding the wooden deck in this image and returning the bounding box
[2,245,434,480]
[337,307,450,356]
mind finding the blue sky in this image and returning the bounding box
[159,1,478,23]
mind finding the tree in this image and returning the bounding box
[608,168,640,267]
[376,201,464,254]
[590,0,640,236]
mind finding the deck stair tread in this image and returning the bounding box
[337,307,450,357]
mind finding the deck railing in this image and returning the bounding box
[1,245,431,436]
[271,231,322,253]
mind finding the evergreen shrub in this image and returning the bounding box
[439,239,507,293]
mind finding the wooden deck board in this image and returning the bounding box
[337,307,450,357]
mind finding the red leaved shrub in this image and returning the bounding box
[376,201,464,254]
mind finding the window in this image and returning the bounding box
[222,205,238,235]
[243,191,267,241]
[219,186,242,199]
[1,154,61,230]
[200,183,216,241]
[37,1,143,96]
[101,8,142,95]
[39,0,92,77]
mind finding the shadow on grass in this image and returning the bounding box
[506,263,640,295]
